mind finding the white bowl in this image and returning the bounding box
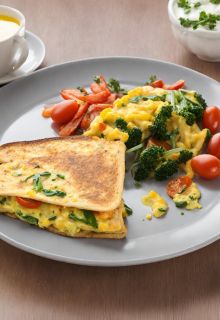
[168,0,220,62]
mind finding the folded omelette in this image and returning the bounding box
[0,136,127,239]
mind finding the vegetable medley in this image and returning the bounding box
[42,74,220,218]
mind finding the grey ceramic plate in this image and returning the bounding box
[0,57,220,266]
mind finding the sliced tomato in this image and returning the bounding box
[16,197,41,209]
[99,123,106,132]
[147,137,171,150]
[42,105,55,118]
[51,100,79,124]
[151,80,165,88]
[166,176,192,198]
[60,88,84,100]
[165,80,185,90]
[202,106,220,134]
[191,154,220,179]
[59,115,84,136]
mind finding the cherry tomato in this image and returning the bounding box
[202,106,220,134]
[208,133,220,159]
[151,80,164,88]
[99,123,106,132]
[147,137,171,150]
[51,101,79,124]
[165,80,185,90]
[16,197,41,209]
[167,176,192,198]
[191,154,220,179]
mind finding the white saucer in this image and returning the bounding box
[0,31,45,85]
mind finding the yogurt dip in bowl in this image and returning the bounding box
[168,0,220,61]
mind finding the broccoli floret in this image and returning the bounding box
[126,127,142,149]
[149,105,172,140]
[154,159,179,181]
[115,118,142,149]
[115,118,128,131]
[194,93,207,109]
[131,146,165,181]
[178,150,193,164]
[172,91,206,126]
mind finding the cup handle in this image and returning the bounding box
[10,35,29,72]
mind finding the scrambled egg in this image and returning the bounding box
[142,190,168,219]
[173,182,202,210]
[0,196,124,235]
[84,86,168,141]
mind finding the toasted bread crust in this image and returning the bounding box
[0,136,125,211]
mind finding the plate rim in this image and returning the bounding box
[0,56,220,266]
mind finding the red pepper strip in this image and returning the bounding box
[165,80,185,90]
[105,93,117,104]
[60,88,84,100]
[59,115,84,136]
[90,82,103,93]
[89,104,113,113]
[80,113,91,130]
[151,80,165,88]
[99,123,106,132]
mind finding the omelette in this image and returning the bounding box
[0,136,127,239]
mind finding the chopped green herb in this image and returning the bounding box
[194,2,201,8]
[16,211,38,225]
[175,201,187,208]
[33,174,43,192]
[158,208,166,213]
[77,86,86,92]
[0,197,7,205]
[189,195,196,200]
[93,75,101,84]
[180,11,220,30]
[42,189,66,197]
[177,0,191,13]
[145,75,157,85]
[69,210,98,228]
[57,174,65,179]
[124,204,133,216]
[129,94,166,103]
[107,78,127,95]
[181,212,185,216]
[210,0,220,4]
[48,216,57,221]
[24,174,35,182]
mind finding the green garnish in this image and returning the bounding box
[93,75,101,84]
[180,11,220,30]
[33,174,43,192]
[124,204,133,216]
[57,174,65,179]
[69,210,98,228]
[48,216,57,221]
[107,78,127,95]
[181,212,185,215]
[177,0,191,13]
[158,208,166,213]
[16,211,38,225]
[129,94,166,103]
[0,197,7,205]
[145,75,157,85]
[175,201,187,208]
[210,0,220,4]
[42,189,66,197]
[194,2,201,8]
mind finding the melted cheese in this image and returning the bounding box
[142,190,168,218]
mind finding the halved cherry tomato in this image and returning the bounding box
[167,176,192,198]
[191,154,220,179]
[16,197,41,209]
[147,137,171,150]
[99,123,106,132]
[151,80,165,88]
[51,100,79,124]
[42,105,55,118]
[208,133,220,159]
[202,106,220,134]
[165,80,185,90]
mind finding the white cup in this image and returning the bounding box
[0,5,29,77]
